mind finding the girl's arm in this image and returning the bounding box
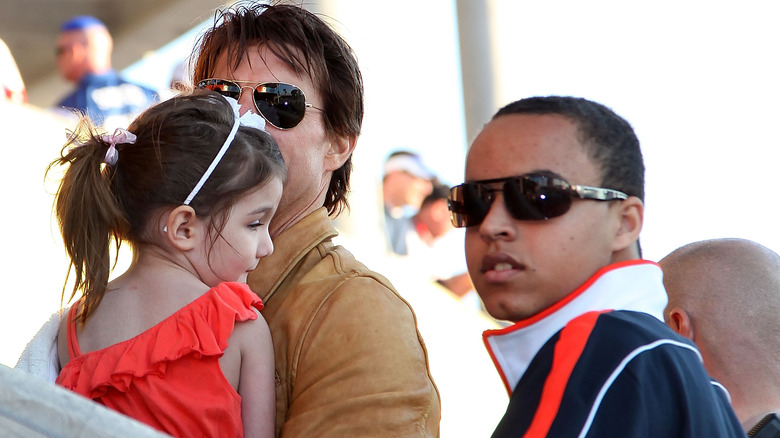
[56,307,71,370]
[233,310,276,438]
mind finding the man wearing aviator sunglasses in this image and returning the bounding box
[192,3,440,437]
[454,96,742,437]
[196,78,322,130]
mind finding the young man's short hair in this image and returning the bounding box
[494,96,644,201]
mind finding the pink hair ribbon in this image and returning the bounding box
[100,128,137,166]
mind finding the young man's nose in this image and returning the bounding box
[479,194,516,241]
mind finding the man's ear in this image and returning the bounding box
[667,307,695,340]
[611,196,644,252]
[164,205,200,251]
[432,199,450,222]
[324,134,357,172]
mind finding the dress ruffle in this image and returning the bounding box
[56,282,262,399]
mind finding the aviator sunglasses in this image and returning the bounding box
[448,173,628,227]
[196,78,322,130]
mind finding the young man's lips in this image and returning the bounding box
[480,253,523,281]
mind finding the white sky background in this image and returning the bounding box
[123,1,780,263]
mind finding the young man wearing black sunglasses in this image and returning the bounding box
[450,96,743,436]
[191,3,440,437]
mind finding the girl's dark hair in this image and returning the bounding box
[192,2,364,216]
[49,89,286,323]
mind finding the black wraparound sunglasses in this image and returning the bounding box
[196,78,322,130]
[448,173,628,227]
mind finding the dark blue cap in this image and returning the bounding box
[60,15,106,32]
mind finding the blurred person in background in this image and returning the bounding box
[0,38,26,104]
[382,150,435,255]
[406,183,480,309]
[53,15,157,130]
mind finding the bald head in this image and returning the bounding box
[660,238,780,427]
[661,238,780,329]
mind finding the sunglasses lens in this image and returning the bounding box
[448,175,575,227]
[253,83,307,129]
[505,176,572,220]
[449,183,491,227]
[197,79,242,100]
[196,80,309,129]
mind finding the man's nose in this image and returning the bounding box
[236,86,255,115]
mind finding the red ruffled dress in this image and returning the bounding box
[56,282,264,438]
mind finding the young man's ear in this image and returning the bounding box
[667,307,695,341]
[324,134,357,172]
[611,196,644,253]
[164,205,200,251]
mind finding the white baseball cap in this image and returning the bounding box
[384,153,434,180]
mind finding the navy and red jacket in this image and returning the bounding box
[484,260,745,437]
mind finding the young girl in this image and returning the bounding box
[50,90,285,438]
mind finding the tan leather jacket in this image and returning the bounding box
[247,208,441,437]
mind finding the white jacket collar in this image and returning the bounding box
[483,260,667,394]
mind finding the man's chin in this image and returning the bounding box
[481,299,517,323]
[481,295,537,324]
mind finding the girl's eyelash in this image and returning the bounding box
[249,220,262,229]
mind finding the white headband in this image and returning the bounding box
[182,96,266,205]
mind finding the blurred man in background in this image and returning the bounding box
[407,184,478,307]
[54,15,157,130]
[382,150,435,255]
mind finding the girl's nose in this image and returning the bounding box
[257,232,274,259]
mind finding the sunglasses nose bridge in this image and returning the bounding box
[476,185,507,222]
[476,188,518,240]
[235,84,255,99]
[231,84,260,114]
[483,184,505,208]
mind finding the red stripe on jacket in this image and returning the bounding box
[524,310,608,437]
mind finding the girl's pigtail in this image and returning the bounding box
[47,119,131,324]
